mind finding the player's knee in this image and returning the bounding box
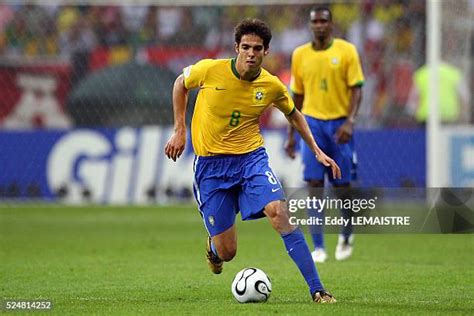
[264,201,294,233]
[264,200,283,219]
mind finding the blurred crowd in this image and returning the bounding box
[0,4,316,56]
[0,1,471,128]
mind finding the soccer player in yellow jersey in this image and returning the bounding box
[165,18,340,303]
[286,6,364,263]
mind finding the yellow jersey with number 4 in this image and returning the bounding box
[290,39,364,120]
[183,58,295,156]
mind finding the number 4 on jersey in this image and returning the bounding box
[320,78,328,91]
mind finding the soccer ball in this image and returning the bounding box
[231,267,272,303]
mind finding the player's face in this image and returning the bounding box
[235,34,268,73]
[309,10,332,41]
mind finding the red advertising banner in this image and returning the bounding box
[0,62,72,128]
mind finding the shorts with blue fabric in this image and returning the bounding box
[193,147,285,237]
[301,116,356,184]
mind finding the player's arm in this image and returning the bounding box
[284,93,303,159]
[286,108,341,179]
[335,85,362,144]
[164,74,189,161]
[336,44,364,144]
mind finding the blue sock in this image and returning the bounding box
[282,228,324,295]
[308,208,325,249]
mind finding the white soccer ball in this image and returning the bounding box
[231,267,272,303]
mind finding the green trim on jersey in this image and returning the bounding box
[312,38,334,51]
[230,58,262,81]
[351,80,365,87]
[286,106,296,116]
[231,58,240,79]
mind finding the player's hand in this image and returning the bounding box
[164,129,186,161]
[284,136,297,159]
[316,151,342,179]
[335,120,353,144]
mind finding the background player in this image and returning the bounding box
[285,6,364,262]
[165,18,340,303]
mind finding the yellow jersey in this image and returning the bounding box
[183,58,295,156]
[290,39,364,120]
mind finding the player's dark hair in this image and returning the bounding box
[234,18,272,50]
[310,5,332,21]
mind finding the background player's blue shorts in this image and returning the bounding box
[193,147,285,237]
[301,116,355,184]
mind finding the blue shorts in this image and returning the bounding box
[301,116,355,184]
[193,147,285,237]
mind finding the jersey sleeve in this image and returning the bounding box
[273,81,296,115]
[346,44,365,87]
[290,48,304,95]
[182,59,213,90]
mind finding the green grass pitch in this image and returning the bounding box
[1,205,473,315]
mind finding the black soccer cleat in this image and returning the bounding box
[206,236,223,274]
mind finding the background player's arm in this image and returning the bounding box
[335,86,362,144]
[284,93,303,159]
[165,74,189,161]
[286,108,341,179]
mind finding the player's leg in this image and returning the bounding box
[193,156,240,274]
[306,179,327,263]
[301,116,329,262]
[210,225,237,262]
[264,200,335,303]
[327,118,356,260]
[238,148,335,302]
[199,189,239,274]
[333,183,354,261]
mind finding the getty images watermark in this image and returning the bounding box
[287,195,411,227]
[284,188,474,233]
